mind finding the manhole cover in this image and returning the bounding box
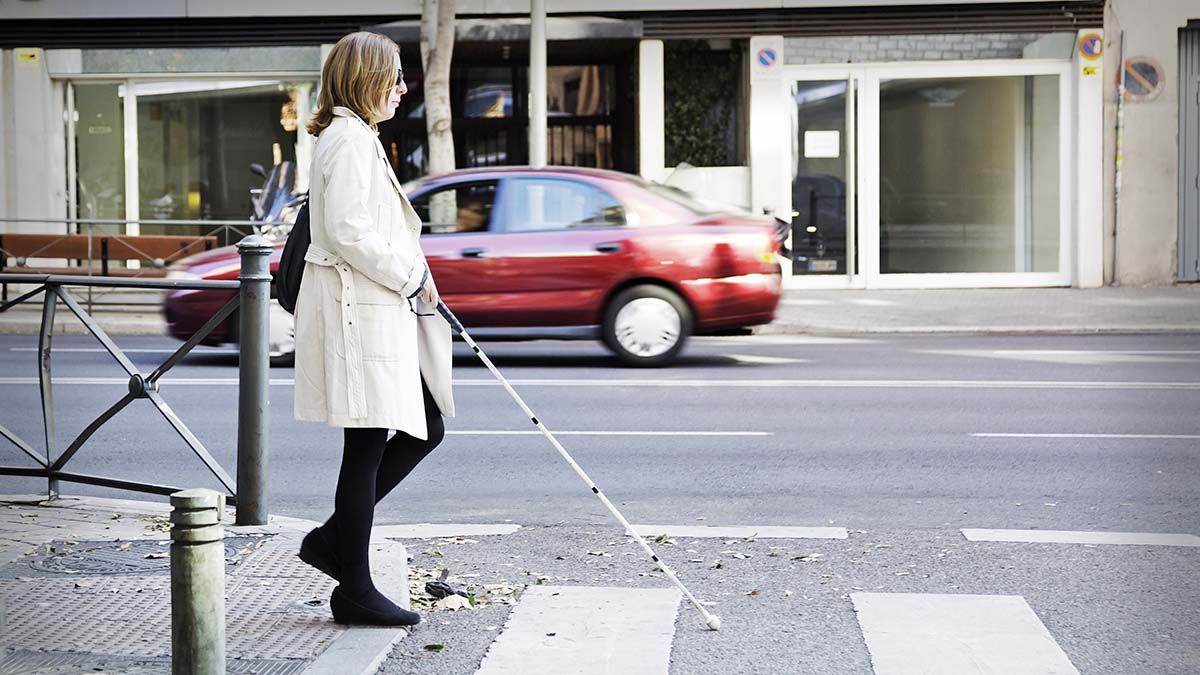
[25,535,269,576]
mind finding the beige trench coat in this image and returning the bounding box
[293,106,454,438]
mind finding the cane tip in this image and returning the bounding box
[706,615,722,631]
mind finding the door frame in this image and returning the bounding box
[779,59,1074,290]
[779,65,867,290]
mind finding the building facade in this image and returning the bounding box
[0,0,1193,288]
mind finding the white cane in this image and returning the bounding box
[436,301,721,631]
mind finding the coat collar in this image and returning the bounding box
[332,106,370,126]
[330,106,404,195]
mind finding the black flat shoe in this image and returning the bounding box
[330,585,421,626]
[298,527,342,581]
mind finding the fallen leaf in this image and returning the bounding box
[423,643,444,652]
[746,588,761,596]
[435,595,471,611]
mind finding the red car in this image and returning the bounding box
[164,167,782,366]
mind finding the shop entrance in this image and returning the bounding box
[782,60,1073,289]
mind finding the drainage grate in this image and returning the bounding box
[22,535,269,576]
[0,650,309,674]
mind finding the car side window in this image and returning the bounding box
[411,180,499,235]
[500,178,625,233]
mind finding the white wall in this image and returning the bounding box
[748,35,789,219]
[0,48,66,233]
[637,40,666,183]
[1105,0,1199,285]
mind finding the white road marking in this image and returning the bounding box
[779,298,834,306]
[847,298,896,306]
[922,348,1200,365]
[6,347,239,355]
[373,523,522,538]
[961,529,1200,546]
[851,593,1079,675]
[474,585,680,675]
[447,430,772,437]
[973,433,1200,440]
[1,377,1196,390]
[696,334,876,345]
[631,524,847,539]
[725,353,810,365]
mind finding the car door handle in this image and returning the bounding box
[461,247,486,259]
[594,242,621,254]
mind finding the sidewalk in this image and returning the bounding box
[761,286,1200,334]
[1,285,1198,337]
[0,494,410,675]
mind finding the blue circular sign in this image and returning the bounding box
[757,48,777,68]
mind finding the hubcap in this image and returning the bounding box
[613,297,681,358]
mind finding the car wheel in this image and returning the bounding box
[601,285,691,367]
[268,300,296,368]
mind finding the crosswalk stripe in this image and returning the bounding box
[631,524,847,539]
[373,523,521,538]
[972,432,1200,440]
[474,585,680,675]
[447,430,771,437]
[852,593,1079,674]
[962,529,1200,546]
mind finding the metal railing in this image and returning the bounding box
[0,235,273,525]
[0,216,289,312]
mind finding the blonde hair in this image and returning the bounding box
[307,31,399,136]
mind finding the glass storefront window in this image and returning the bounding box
[129,79,316,235]
[73,83,126,231]
[879,75,1060,274]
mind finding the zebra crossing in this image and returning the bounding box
[381,521,1200,674]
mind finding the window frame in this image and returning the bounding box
[411,178,501,237]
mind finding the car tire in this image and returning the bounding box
[601,284,692,367]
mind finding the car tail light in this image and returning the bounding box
[714,228,779,278]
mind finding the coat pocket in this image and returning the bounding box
[355,302,409,362]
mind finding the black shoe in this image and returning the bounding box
[298,527,342,581]
[330,585,421,626]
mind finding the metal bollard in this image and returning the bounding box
[170,488,226,675]
[236,235,272,525]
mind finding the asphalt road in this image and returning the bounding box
[0,331,1197,673]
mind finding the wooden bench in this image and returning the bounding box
[0,232,218,299]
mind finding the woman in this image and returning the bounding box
[293,31,454,627]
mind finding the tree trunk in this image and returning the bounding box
[421,0,456,178]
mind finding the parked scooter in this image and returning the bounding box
[249,161,307,243]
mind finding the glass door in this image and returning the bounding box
[783,69,863,288]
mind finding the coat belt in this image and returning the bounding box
[304,243,368,419]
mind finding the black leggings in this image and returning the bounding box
[326,379,444,595]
